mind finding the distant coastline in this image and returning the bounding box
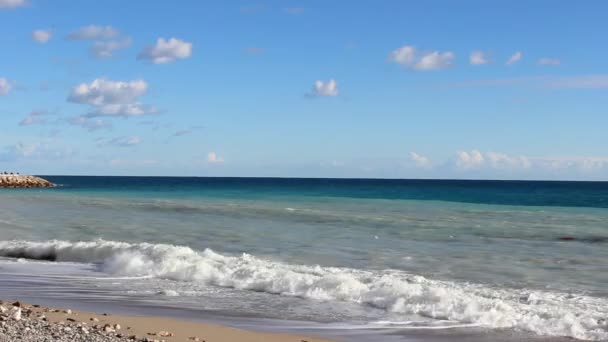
[0,174,55,188]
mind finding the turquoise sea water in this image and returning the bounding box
[1,177,607,341]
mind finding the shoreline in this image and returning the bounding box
[0,299,334,342]
[0,296,577,342]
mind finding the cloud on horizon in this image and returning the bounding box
[410,152,432,168]
[433,149,608,177]
[207,152,224,163]
[0,142,75,162]
[383,149,608,180]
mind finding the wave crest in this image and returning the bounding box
[0,239,607,341]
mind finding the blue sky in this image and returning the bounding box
[1,0,607,179]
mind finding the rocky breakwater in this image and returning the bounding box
[0,174,55,188]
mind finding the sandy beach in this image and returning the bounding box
[0,299,332,342]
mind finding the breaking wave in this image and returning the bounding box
[1,239,607,340]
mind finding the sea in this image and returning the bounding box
[1,176,607,341]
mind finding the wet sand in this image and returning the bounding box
[0,296,576,342]
[0,299,333,342]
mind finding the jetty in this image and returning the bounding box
[0,173,54,188]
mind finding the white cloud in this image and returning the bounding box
[309,79,339,97]
[0,78,11,96]
[0,142,74,161]
[88,103,154,117]
[576,158,608,172]
[207,152,224,163]
[68,78,155,118]
[19,110,48,126]
[389,45,416,65]
[68,25,131,60]
[469,50,488,65]
[389,45,455,71]
[0,0,26,8]
[97,136,141,147]
[68,78,148,105]
[455,150,485,170]
[68,116,112,131]
[485,151,532,170]
[538,58,560,66]
[506,51,522,65]
[410,152,431,168]
[90,38,132,58]
[451,150,608,177]
[32,29,52,43]
[415,51,454,70]
[532,156,608,173]
[138,37,193,64]
[456,150,531,171]
[6,142,38,157]
[68,25,119,40]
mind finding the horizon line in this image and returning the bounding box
[31,174,608,183]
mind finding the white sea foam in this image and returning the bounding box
[0,239,607,341]
[159,289,179,296]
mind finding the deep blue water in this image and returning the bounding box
[41,176,608,208]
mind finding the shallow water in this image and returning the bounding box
[1,177,607,341]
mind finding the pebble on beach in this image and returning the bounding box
[0,302,143,342]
